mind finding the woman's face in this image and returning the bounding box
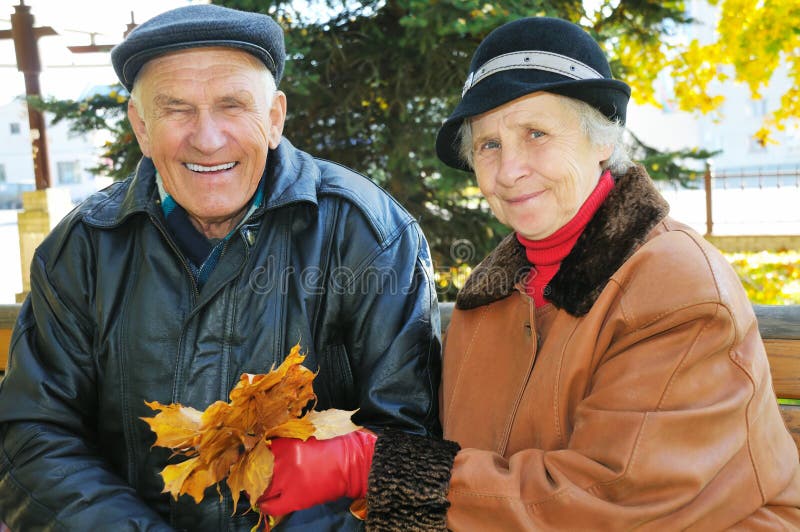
[469,92,612,240]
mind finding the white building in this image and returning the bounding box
[624,1,800,236]
[0,96,110,208]
[627,0,800,174]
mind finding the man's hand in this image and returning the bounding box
[256,430,377,516]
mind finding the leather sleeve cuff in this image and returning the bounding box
[365,429,460,531]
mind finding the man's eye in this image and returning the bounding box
[166,107,192,114]
[529,130,545,139]
[479,140,500,151]
[220,101,246,112]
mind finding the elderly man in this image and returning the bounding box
[0,5,441,531]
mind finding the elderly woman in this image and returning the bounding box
[255,17,800,530]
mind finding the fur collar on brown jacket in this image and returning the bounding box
[456,164,669,316]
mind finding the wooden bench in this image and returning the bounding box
[754,304,800,449]
[1,302,799,448]
[0,305,15,373]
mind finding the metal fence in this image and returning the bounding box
[655,164,800,236]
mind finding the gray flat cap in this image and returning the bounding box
[111,4,285,91]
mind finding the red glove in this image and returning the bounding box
[256,430,376,516]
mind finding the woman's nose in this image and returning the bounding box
[496,143,531,187]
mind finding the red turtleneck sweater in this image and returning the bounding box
[516,171,614,307]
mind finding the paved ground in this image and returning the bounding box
[0,185,798,305]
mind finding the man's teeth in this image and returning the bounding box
[185,162,236,172]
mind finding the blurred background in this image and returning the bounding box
[1,0,798,305]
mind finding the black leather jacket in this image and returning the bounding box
[0,139,442,531]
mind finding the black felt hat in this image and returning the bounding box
[436,17,631,171]
[111,4,286,91]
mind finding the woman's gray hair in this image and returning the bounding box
[458,93,633,175]
[129,59,278,116]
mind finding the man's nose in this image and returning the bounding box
[190,111,226,154]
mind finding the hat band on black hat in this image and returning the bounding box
[462,50,604,97]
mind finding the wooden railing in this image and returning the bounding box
[1,302,799,447]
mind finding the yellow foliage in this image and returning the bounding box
[615,35,668,108]
[141,344,360,521]
[660,0,800,138]
[668,40,728,115]
[724,251,800,305]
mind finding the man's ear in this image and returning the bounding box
[267,91,287,149]
[128,99,152,157]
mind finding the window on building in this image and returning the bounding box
[9,122,20,135]
[787,126,800,153]
[749,99,768,118]
[0,164,6,182]
[57,161,81,184]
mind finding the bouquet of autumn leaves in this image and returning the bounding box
[141,344,359,526]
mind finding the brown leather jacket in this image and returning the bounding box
[366,165,800,531]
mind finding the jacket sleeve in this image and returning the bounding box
[368,300,792,530]
[275,216,443,532]
[339,220,443,437]
[367,429,459,530]
[0,239,173,530]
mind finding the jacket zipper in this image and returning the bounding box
[148,214,199,407]
[498,296,539,456]
[148,214,200,302]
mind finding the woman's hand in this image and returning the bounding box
[256,430,377,516]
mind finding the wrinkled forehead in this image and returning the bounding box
[470,92,575,131]
[134,46,268,90]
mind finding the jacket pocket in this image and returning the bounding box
[316,344,357,410]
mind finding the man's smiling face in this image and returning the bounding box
[128,47,285,237]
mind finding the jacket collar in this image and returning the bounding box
[83,138,319,228]
[455,164,669,316]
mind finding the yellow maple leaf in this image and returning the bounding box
[227,438,274,511]
[306,409,361,440]
[141,401,202,450]
[160,456,200,500]
[142,343,361,523]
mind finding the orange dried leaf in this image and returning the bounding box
[202,443,244,489]
[182,465,216,504]
[264,417,315,441]
[161,456,200,501]
[143,342,358,522]
[213,345,316,436]
[141,400,202,450]
[228,437,274,512]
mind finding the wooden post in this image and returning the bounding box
[0,1,57,190]
[124,11,139,38]
[0,2,71,304]
[704,162,713,236]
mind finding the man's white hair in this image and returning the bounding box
[457,93,633,175]
[128,53,278,116]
